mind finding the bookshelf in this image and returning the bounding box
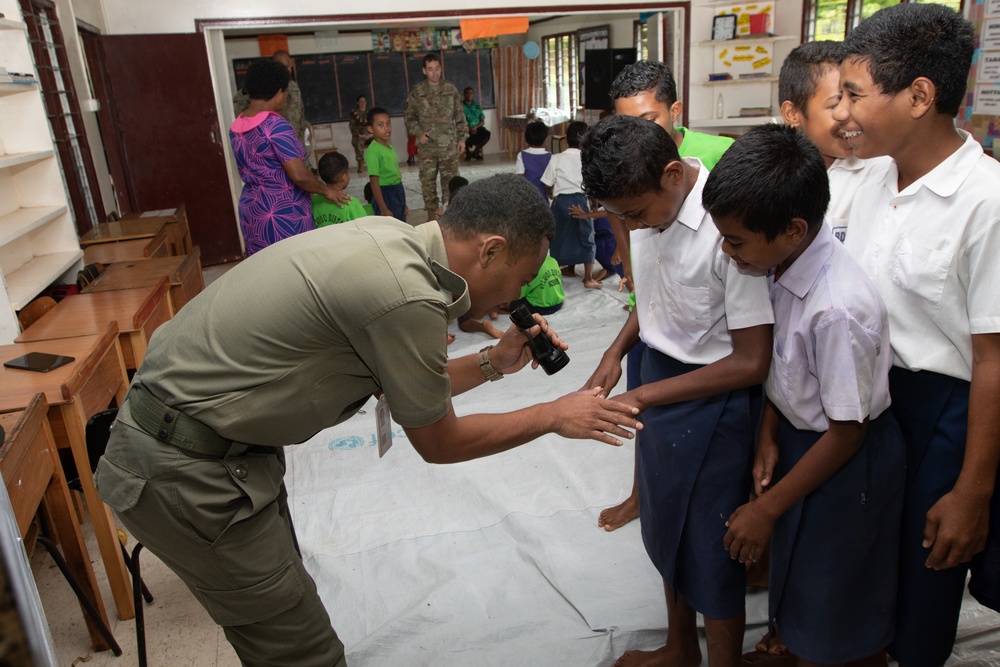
[0,1,82,343]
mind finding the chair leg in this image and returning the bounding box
[133,543,147,667]
[36,534,122,656]
[119,540,154,603]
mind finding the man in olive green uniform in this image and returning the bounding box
[94,174,640,667]
[404,53,468,219]
[234,51,311,159]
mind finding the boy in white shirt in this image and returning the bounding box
[777,40,890,242]
[707,124,905,666]
[581,114,773,666]
[835,5,1000,665]
[542,121,601,289]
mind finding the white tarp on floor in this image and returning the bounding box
[285,277,1000,666]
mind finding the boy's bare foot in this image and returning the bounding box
[598,495,639,531]
[583,279,603,289]
[614,644,701,667]
[593,268,609,282]
[446,333,456,345]
[482,320,504,340]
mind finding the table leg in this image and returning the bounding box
[57,400,135,620]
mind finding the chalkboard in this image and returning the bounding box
[443,50,495,108]
[337,53,374,119]
[369,52,409,117]
[296,53,340,124]
[233,49,495,124]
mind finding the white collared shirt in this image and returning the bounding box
[768,225,893,431]
[540,148,584,197]
[515,146,549,174]
[844,131,1000,381]
[826,155,891,243]
[632,158,774,365]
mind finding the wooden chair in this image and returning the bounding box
[16,296,56,330]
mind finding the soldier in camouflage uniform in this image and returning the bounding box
[348,96,372,173]
[404,53,468,219]
[234,51,312,161]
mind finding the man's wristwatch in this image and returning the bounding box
[478,345,504,382]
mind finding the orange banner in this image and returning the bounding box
[459,17,529,40]
[257,34,289,57]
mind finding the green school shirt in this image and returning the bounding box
[520,255,565,308]
[627,127,735,310]
[364,140,402,186]
[312,194,368,227]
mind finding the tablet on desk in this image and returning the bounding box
[4,352,75,373]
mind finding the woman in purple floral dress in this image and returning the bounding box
[230,59,348,256]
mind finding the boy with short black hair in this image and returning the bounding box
[835,5,1000,665]
[542,120,601,289]
[705,123,905,666]
[312,152,367,227]
[778,40,889,241]
[581,114,773,667]
[516,120,552,202]
[599,60,740,532]
[364,106,408,222]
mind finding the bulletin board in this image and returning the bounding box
[959,0,1000,150]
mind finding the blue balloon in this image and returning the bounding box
[523,41,540,59]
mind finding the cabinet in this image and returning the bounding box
[687,0,802,132]
[0,2,82,343]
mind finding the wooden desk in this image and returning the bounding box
[81,246,204,315]
[16,279,171,370]
[82,224,169,264]
[0,327,134,620]
[80,219,166,247]
[1,394,114,651]
[122,204,192,256]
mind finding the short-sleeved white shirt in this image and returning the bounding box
[767,225,893,431]
[632,158,774,365]
[826,155,891,243]
[515,146,548,175]
[540,148,584,197]
[844,131,1000,381]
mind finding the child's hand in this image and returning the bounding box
[724,500,775,564]
[618,273,634,293]
[582,352,623,394]
[568,204,588,219]
[753,436,779,496]
[610,251,622,267]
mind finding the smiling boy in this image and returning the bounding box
[834,5,1000,666]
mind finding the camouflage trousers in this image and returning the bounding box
[417,145,460,216]
[351,136,368,167]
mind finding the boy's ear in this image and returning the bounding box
[780,100,802,127]
[670,101,683,124]
[785,217,810,245]
[909,77,937,118]
[661,159,685,186]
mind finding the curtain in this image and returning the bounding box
[492,46,541,152]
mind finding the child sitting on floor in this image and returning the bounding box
[312,152,368,227]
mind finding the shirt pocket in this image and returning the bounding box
[665,280,712,338]
[769,336,806,408]
[890,238,952,306]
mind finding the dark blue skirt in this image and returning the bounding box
[636,346,754,619]
[769,411,905,664]
[886,367,982,667]
[550,193,595,266]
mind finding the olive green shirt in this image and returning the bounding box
[135,219,470,445]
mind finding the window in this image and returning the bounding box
[804,0,964,41]
[542,32,578,113]
[634,20,649,61]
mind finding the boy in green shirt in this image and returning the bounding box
[312,152,368,227]
[364,106,408,221]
